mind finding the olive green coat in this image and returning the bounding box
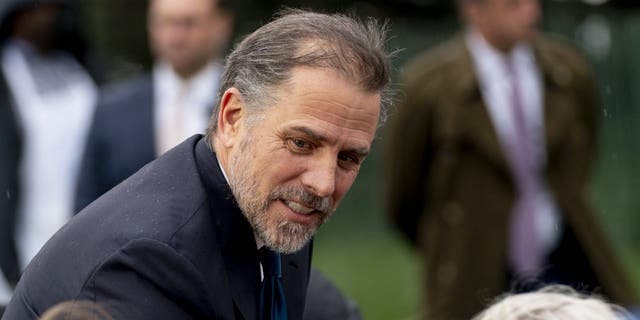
[386,35,636,320]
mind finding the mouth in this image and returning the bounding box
[283,199,317,215]
[276,199,325,227]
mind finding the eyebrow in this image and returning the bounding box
[287,126,370,157]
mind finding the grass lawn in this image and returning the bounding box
[313,228,423,320]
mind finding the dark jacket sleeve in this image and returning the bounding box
[2,239,216,320]
[303,268,362,320]
[80,239,215,320]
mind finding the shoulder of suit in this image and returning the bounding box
[82,138,210,242]
[399,37,468,91]
[534,33,594,80]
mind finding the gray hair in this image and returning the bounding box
[40,300,114,320]
[206,8,393,138]
[472,285,632,320]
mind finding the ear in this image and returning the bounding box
[216,88,245,148]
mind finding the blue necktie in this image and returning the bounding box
[259,247,288,320]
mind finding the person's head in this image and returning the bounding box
[0,0,66,52]
[147,0,233,79]
[458,0,541,52]
[472,285,631,320]
[206,9,392,254]
[40,300,113,320]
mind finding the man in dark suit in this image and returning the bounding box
[386,0,636,319]
[74,0,233,213]
[3,9,391,320]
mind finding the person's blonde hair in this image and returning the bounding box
[40,300,113,320]
[472,285,631,320]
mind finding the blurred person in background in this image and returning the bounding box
[386,0,636,319]
[74,0,233,212]
[0,0,97,309]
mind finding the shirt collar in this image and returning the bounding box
[153,60,223,105]
[465,29,536,77]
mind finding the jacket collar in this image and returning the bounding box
[449,36,511,176]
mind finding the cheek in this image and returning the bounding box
[334,172,358,201]
[193,29,211,44]
[259,150,306,184]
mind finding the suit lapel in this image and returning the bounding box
[217,211,312,320]
[534,39,575,157]
[221,232,261,320]
[452,39,512,178]
[281,243,312,320]
[462,93,511,176]
[217,203,262,320]
[195,140,260,319]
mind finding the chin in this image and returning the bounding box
[261,220,316,254]
[521,28,538,41]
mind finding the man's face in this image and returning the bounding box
[148,0,231,78]
[469,0,541,50]
[223,67,380,253]
[13,4,61,51]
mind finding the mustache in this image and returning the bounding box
[268,185,334,215]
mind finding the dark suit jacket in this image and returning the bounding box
[386,35,636,319]
[3,136,312,320]
[0,73,22,288]
[74,75,156,213]
[303,270,361,320]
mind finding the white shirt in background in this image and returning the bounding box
[153,61,222,155]
[0,39,97,272]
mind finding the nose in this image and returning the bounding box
[300,155,337,198]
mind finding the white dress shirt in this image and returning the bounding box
[153,61,222,155]
[1,39,97,272]
[466,30,562,257]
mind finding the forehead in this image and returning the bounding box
[149,0,215,17]
[262,67,381,147]
[476,0,534,10]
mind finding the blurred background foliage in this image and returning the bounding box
[77,0,640,318]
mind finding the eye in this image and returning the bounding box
[286,138,314,154]
[338,152,362,168]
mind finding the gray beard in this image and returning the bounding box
[227,135,334,254]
